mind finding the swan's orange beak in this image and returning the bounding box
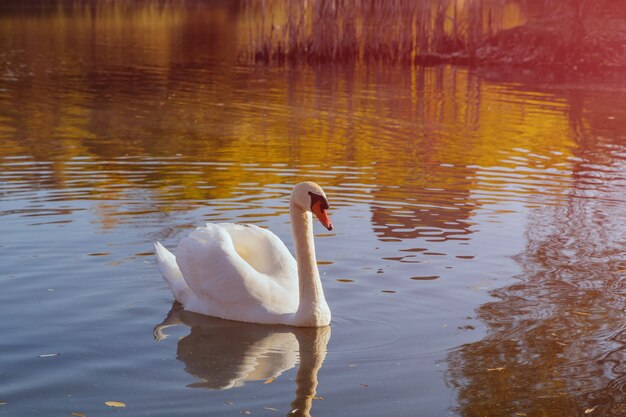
[312,202,333,231]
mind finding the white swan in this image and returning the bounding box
[154,181,333,327]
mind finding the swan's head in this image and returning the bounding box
[291,182,333,231]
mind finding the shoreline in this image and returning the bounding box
[252,13,626,74]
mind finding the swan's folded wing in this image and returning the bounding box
[175,224,297,317]
[216,223,297,283]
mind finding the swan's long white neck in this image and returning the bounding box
[290,202,330,326]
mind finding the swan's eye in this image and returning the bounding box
[308,191,329,210]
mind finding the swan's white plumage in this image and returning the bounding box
[155,182,332,327]
[156,224,298,323]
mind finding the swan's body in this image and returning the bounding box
[154,182,333,327]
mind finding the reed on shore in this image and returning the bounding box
[244,0,506,65]
[243,0,618,70]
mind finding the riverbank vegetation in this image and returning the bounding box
[244,0,626,71]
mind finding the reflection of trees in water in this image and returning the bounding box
[367,66,480,242]
[0,1,605,238]
[446,94,626,416]
[370,187,474,242]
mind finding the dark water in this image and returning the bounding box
[0,2,624,416]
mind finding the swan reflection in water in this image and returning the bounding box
[154,302,331,416]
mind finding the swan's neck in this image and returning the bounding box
[290,203,330,326]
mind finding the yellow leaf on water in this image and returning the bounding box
[264,377,276,384]
[105,401,126,408]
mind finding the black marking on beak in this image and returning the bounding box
[308,191,329,210]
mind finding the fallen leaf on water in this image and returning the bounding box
[264,377,276,384]
[487,367,505,372]
[70,413,86,417]
[105,401,126,408]
[585,406,598,414]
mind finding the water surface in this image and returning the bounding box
[0,2,624,416]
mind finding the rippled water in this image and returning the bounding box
[1,2,625,416]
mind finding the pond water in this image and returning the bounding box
[0,2,625,417]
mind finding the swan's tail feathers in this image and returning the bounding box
[154,242,193,305]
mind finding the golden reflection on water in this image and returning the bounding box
[1,2,625,416]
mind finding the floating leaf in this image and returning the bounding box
[585,406,598,414]
[410,275,439,280]
[264,377,276,384]
[70,413,86,417]
[105,401,126,408]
